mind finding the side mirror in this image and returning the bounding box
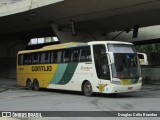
[137,53,148,65]
[106,52,115,64]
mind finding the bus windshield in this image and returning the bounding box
[108,44,141,79]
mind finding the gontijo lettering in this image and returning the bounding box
[32,66,52,71]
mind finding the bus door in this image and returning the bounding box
[93,45,111,84]
[99,55,110,81]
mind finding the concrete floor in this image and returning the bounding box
[0,78,160,119]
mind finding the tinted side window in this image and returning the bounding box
[50,51,61,63]
[63,49,72,62]
[32,53,40,64]
[23,54,32,65]
[56,51,62,63]
[71,49,80,62]
[80,47,92,62]
[44,52,50,63]
[93,45,106,56]
[40,52,51,64]
[51,52,55,63]
[18,54,23,65]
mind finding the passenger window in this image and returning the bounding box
[23,54,32,65]
[63,49,72,62]
[41,53,45,63]
[18,54,23,65]
[41,52,51,64]
[71,49,80,62]
[51,52,55,63]
[32,53,40,64]
[44,52,50,63]
[57,51,62,63]
[80,47,92,62]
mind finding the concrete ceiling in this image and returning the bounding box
[1,0,160,39]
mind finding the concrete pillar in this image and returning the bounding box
[51,23,106,43]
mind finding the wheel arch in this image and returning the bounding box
[26,78,32,85]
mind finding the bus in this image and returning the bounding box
[17,41,146,96]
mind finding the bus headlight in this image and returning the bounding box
[112,80,121,85]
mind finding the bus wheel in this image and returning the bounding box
[26,79,33,90]
[109,93,118,97]
[83,81,93,96]
[33,79,39,91]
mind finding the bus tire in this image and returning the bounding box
[26,79,33,90]
[109,93,118,97]
[83,81,93,96]
[33,79,39,91]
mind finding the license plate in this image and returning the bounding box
[128,87,133,90]
[121,80,129,85]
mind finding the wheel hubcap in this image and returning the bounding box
[85,84,91,93]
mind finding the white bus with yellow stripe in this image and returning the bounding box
[17,41,145,96]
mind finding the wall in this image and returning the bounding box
[141,66,160,84]
[0,40,27,78]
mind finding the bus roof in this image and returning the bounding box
[18,41,133,54]
[88,41,133,45]
[18,42,88,54]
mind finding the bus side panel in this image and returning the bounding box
[48,62,98,92]
[48,63,78,90]
[17,64,58,88]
